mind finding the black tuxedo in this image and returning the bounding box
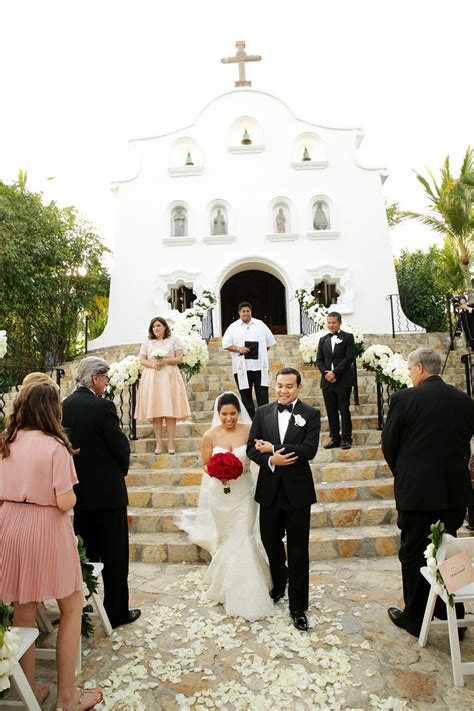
[316,330,355,443]
[62,387,131,627]
[382,375,474,626]
[247,400,320,611]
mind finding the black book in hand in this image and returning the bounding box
[244,341,259,359]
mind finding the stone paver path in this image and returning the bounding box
[14,556,473,710]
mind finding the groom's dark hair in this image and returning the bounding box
[276,367,301,386]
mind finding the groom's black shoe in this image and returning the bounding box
[271,582,287,604]
[387,607,420,637]
[290,610,308,631]
[324,439,341,449]
[341,441,352,450]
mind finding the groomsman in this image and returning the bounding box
[62,356,141,629]
[382,347,474,638]
[247,368,320,631]
[316,312,355,449]
[222,301,276,418]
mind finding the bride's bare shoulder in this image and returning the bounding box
[202,426,221,441]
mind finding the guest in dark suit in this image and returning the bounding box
[62,356,141,629]
[382,347,474,638]
[247,368,320,631]
[316,311,356,450]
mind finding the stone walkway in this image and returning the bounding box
[10,556,470,710]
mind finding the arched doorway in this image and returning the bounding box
[220,270,287,334]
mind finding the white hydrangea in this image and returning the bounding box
[382,353,411,388]
[172,317,201,336]
[179,333,209,370]
[0,330,7,359]
[108,355,142,394]
[361,344,394,371]
[0,627,20,692]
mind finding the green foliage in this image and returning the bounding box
[385,201,407,228]
[0,180,110,366]
[395,246,449,331]
[77,536,99,637]
[403,147,474,290]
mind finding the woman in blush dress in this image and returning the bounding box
[135,317,191,454]
[0,383,102,711]
[176,392,273,622]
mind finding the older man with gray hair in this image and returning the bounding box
[382,347,474,639]
[62,356,141,628]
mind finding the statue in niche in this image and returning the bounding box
[212,208,227,235]
[275,207,287,233]
[173,207,186,237]
[313,202,329,231]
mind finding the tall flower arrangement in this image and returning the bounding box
[170,290,214,381]
[105,355,142,400]
[361,344,411,390]
[0,331,7,359]
[0,602,19,695]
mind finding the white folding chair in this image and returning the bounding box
[419,534,474,687]
[35,562,112,676]
[1,627,41,710]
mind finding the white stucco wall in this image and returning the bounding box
[91,89,398,348]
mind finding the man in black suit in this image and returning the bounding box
[62,356,141,629]
[316,311,356,450]
[247,368,320,631]
[382,347,474,637]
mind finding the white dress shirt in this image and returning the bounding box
[269,399,299,472]
[221,317,276,389]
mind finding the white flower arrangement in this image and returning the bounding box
[298,331,329,366]
[295,288,328,328]
[423,520,455,605]
[176,331,209,381]
[361,344,411,390]
[184,290,216,324]
[0,602,19,694]
[171,317,202,337]
[0,331,7,360]
[107,355,142,398]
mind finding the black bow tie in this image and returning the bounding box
[278,403,293,413]
[331,332,340,337]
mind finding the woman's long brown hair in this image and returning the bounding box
[0,383,77,458]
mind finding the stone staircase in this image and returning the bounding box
[98,333,467,564]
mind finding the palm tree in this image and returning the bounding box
[404,147,474,290]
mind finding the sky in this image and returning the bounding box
[1,0,472,258]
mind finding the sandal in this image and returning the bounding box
[35,683,50,705]
[56,687,103,711]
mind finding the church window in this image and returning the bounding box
[312,280,339,308]
[167,285,196,313]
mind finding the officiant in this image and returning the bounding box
[222,302,276,418]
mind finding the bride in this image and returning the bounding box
[175,392,273,621]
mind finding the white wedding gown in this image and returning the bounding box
[204,445,274,621]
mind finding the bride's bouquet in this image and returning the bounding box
[207,452,243,494]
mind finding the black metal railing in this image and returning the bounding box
[115,381,138,440]
[200,309,214,343]
[461,353,473,398]
[376,379,393,430]
[386,294,425,338]
[352,360,359,406]
[0,365,65,423]
[299,306,322,336]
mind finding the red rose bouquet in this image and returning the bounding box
[206,451,243,494]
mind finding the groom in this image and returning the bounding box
[247,368,320,631]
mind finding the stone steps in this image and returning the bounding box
[128,524,400,563]
[317,478,394,502]
[127,499,397,534]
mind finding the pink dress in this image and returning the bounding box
[0,430,83,604]
[135,336,191,420]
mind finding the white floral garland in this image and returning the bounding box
[0,330,7,360]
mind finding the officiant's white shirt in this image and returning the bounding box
[222,317,276,388]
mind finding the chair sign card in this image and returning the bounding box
[437,551,474,594]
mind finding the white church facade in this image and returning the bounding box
[92,69,398,348]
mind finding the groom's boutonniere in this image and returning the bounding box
[335,337,343,345]
[293,414,306,427]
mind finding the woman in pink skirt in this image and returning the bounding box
[135,317,191,454]
[0,383,102,711]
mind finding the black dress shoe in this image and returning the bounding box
[324,440,341,449]
[458,626,467,641]
[290,610,308,631]
[271,580,287,603]
[341,441,352,450]
[387,607,420,637]
[113,609,142,628]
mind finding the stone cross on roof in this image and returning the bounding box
[221,41,262,87]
